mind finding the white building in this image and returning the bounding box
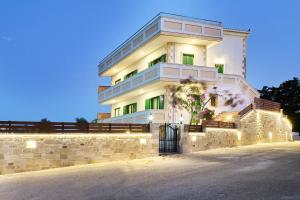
[98,13,259,124]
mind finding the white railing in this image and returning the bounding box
[99,63,221,103]
[103,110,165,124]
[98,13,223,75]
[217,73,260,99]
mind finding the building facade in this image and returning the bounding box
[98,13,259,124]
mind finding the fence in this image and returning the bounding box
[239,98,281,117]
[186,120,236,132]
[203,120,236,129]
[254,98,281,112]
[0,121,150,134]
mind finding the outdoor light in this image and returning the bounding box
[237,131,242,141]
[140,138,147,144]
[126,131,130,134]
[226,115,232,121]
[269,132,273,140]
[26,140,36,149]
[179,114,184,124]
[148,113,154,123]
[191,136,197,142]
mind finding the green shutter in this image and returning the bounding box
[145,99,150,110]
[132,103,137,113]
[123,106,127,115]
[183,54,194,65]
[215,64,224,74]
[159,95,164,109]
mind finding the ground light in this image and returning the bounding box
[26,140,37,149]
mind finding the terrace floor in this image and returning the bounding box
[1,142,300,200]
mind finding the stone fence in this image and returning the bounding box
[0,107,293,175]
[0,132,158,175]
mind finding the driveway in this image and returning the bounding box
[1,142,300,200]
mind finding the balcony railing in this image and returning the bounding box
[103,110,165,124]
[99,62,259,103]
[98,13,223,75]
[99,63,220,103]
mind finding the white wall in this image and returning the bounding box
[111,43,207,85]
[206,33,246,77]
[174,43,206,66]
[111,88,165,117]
[111,45,167,85]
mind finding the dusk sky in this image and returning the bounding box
[1,0,299,121]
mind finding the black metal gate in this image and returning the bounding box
[159,123,180,154]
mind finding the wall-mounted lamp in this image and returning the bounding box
[148,113,154,123]
[191,136,197,142]
[179,114,184,124]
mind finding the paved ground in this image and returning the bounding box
[1,142,300,200]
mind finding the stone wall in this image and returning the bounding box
[0,132,158,175]
[240,109,293,145]
[182,109,293,153]
[181,129,239,153]
[0,110,293,174]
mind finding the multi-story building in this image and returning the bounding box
[98,13,259,124]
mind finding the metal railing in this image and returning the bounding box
[0,121,150,134]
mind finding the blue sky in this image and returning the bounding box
[1,0,299,121]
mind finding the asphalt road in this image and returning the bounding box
[1,142,300,200]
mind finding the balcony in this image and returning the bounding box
[99,63,219,104]
[99,62,259,104]
[102,110,165,124]
[98,13,223,76]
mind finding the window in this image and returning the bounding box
[114,107,120,117]
[148,54,166,68]
[145,95,164,110]
[115,79,121,85]
[183,54,194,65]
[123,103,137,115]
[215,64,224,74]
[210,95,217,107]
[124,70,138,80]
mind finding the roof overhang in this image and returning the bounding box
[98,13,224,77]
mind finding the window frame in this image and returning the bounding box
[124,70,138,80]
[123,103,137,115]
[145,95,164,110]
[183,53,194,65]
[210,94,218,107]
[115,79,121,85]
[114,107,121,117]
[215,64,224,74]
[148,54,167,68]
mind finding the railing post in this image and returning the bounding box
[109,123,111,132]
[8,121,11,133]
[129,124,132,132]
[62,122,64,134]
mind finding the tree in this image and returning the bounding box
[169,77,245,125]
[39,118,53,133]
[40,118,50,123]
[91,118,98,123]
[259,77,300,132]
[75,117,88,124]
